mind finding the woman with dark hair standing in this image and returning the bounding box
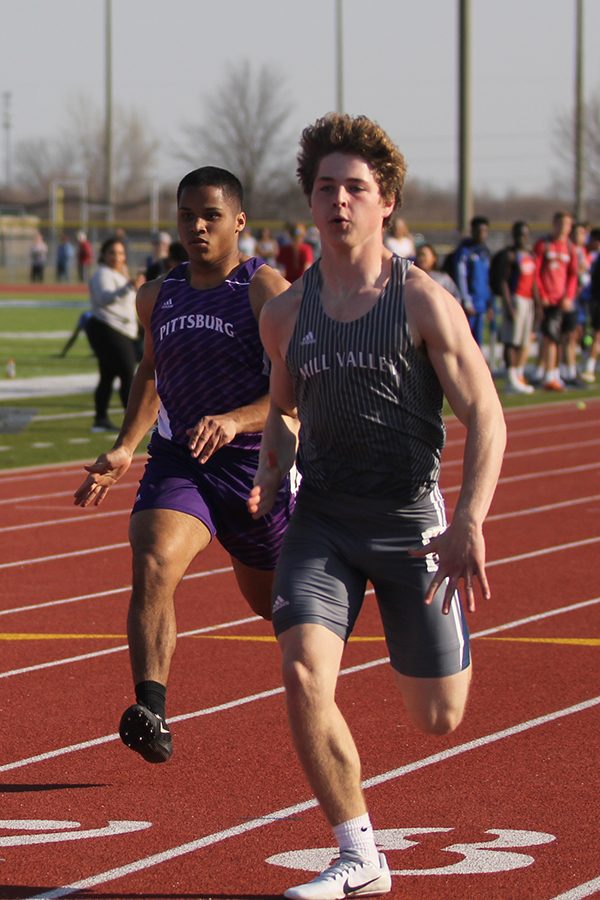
[87,237,145,432]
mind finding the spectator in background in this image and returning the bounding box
[533,211,578,392]
[564,220,592,385]
[30,231,48,282]
[455,215,493,348]
[145,231,171,281]
[497,221,538,394]
[166,240,189,271]
[60,310,93,357]
[383,214,416,258]
[305,225,321,260]
[76,231,94,282]
[415,242,461,301]
[56,233,75,282]
[238,226,257,256]
[582,251,600,383]
[277,222,314,282]
[255,226,279,266]
[86,237,145,432]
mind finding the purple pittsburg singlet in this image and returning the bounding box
[151,258,269,450]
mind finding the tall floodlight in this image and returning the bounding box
[2,91,11,189]
[574,0,585,221]
[457,0,472,233]
[335,0,344,113]
[105,0,114,223]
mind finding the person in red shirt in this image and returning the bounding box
[277,222,314,282]
[76,231,93,283]
[534,211,578,391]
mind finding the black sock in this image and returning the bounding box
[135,680,167,720]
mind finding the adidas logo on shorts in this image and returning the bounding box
[272,594,289,613]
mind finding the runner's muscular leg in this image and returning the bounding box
[230,557,274,620]
[395,664,472,735]
[278,623,368,826]
[128,508,211,684]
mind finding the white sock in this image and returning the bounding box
[333,814,379,866]
[586,357,596,374]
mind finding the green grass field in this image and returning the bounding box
[0,286,598,471]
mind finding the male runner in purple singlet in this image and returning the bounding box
[74,167,293,764]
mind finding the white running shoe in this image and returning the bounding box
[283,851,391,899]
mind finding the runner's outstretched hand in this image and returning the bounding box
[408,519,490,614]
[73,446,133,507]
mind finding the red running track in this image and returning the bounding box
[0,398,599,900]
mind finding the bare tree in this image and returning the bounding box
[176,60,295,216]
[553,89,600,218]
[13,94,160,209]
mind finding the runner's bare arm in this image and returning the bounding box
[405,267,507,612]
[248,286,301,519]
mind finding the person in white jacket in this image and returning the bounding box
[86,237,145,431]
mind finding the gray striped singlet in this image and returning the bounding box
[286,256,445,502]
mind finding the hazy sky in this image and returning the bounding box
[2,0,599,199]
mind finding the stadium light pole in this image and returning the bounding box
[574,0,585,221]
[457,0,472,233]
[104,0,114,224]
[335,0,344,113]
[2,91,11,190]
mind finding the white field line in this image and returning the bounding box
[549,876,600,900]
[2,594,599,770]
[25,694,600,900]
[0,506,129,534]
[1,436,599,509]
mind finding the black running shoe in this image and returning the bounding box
[119,703,173,763]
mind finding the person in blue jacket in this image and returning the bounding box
[455,216,493,347]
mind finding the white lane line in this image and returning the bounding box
[26,695,600,900]
[1,444,599,509]
[442,437,600,468]
[0,542,129,570]
[549,876,600,899]
[0,507,129,534]
[2,596,598,771]
[0,566,234,617]
[443,462,599,494]
[487,494,600,522]
[3,489,600,537]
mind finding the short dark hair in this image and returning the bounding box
[471,215,489,230]
[512,220,528,240]
[167,240,189,265]
[176,166,244,209]
[98,236,126,264]
[296,113,406,220]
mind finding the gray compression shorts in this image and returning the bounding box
[272,485,470,678]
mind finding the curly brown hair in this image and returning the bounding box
[296,113,407,217]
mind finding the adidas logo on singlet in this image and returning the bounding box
[161,298,174,308]
[300,330,316,346]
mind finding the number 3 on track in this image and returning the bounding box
[266,827,556,876]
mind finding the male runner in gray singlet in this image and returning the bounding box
[74,167,293,765]
[248,114,506,900]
